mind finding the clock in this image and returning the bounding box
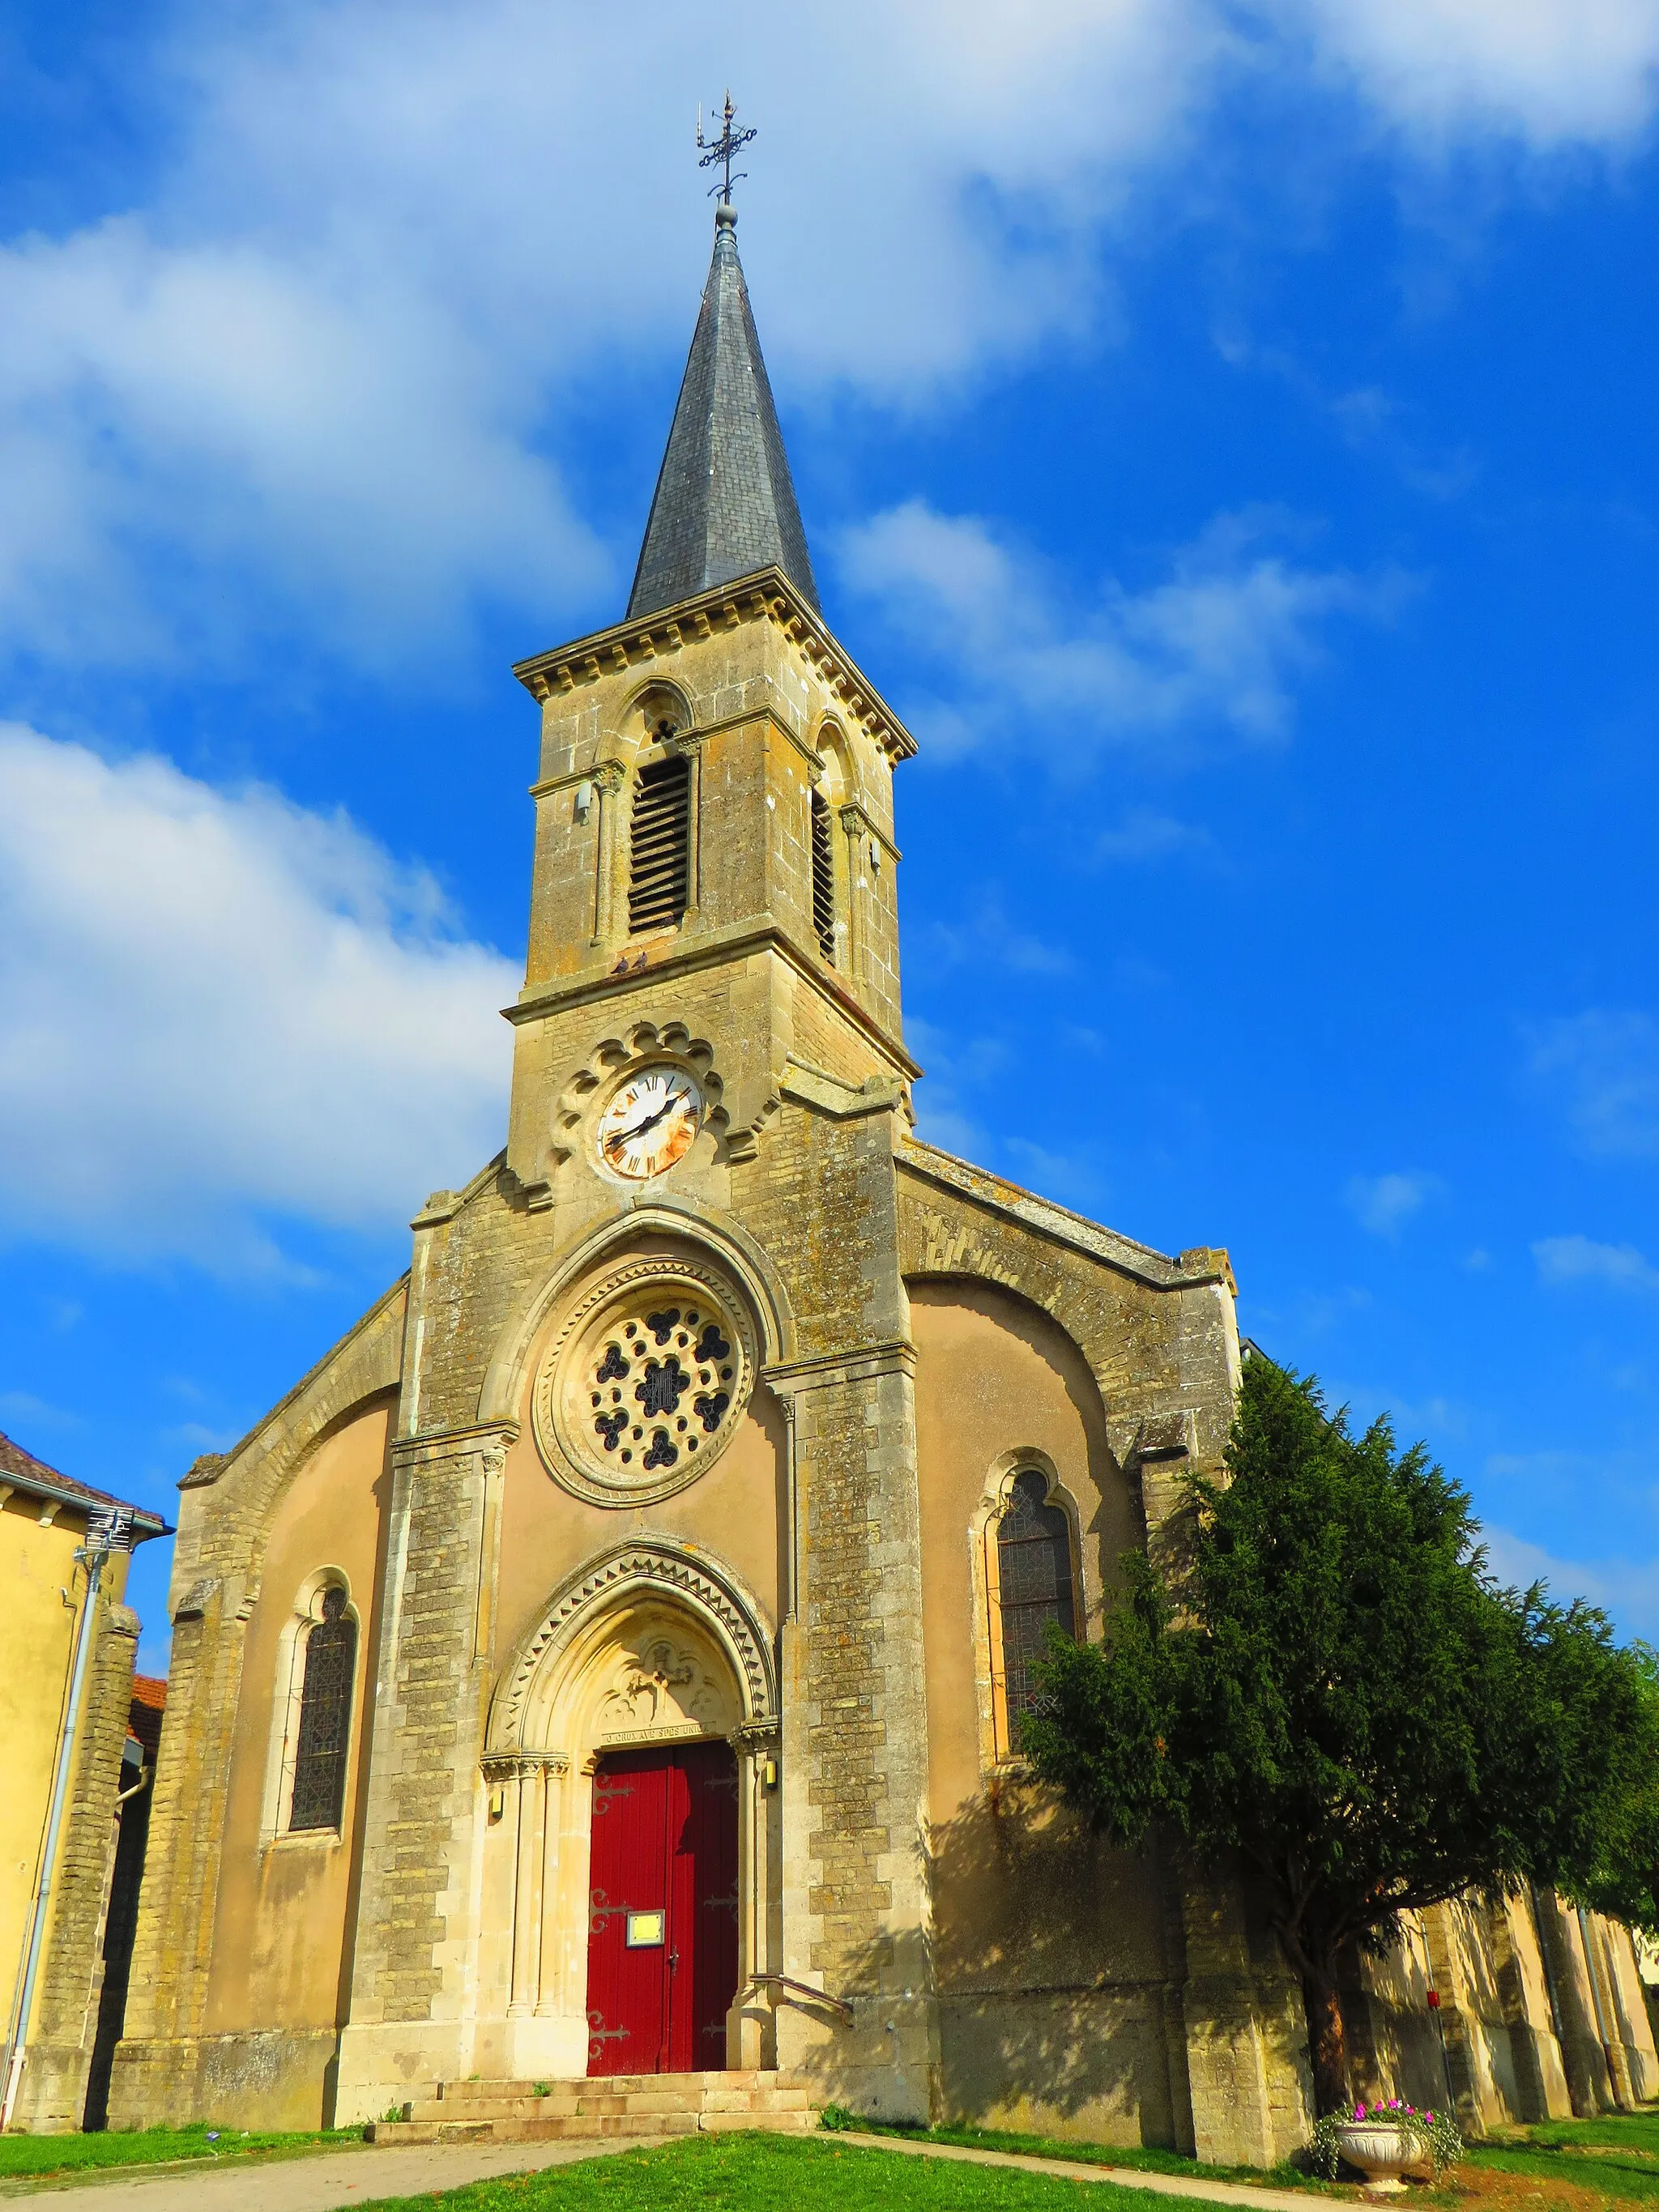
[595,1068,703,1180]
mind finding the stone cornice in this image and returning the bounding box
[505,919,923,1080]
[898,1138,1237,1297]
[392,1420,520,1464]
[510,566,919,767]
[528,701,837,802]
[761,1338,917,1395]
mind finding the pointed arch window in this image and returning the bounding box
[629,755,690,934]
[809,788,836,961]
[288,1587,356,1833]
[992,1470,1077,1753]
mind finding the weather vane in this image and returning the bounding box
[696,91,757,204]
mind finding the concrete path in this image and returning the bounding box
[1,2126,1341,2212]
[839,2132,1332,2212]
[0,2135,635,2210]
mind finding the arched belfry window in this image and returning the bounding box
[992,1470,1077,1751]
[288,1587,356,1833]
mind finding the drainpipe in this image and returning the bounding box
[2,1508,136,2129]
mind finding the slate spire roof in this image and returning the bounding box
[628,206,820,620]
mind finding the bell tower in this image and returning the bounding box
[503,198,917,1204]
[491,189,939,2119]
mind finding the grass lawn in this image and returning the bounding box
[1462,2112,1659,2210]
[0,2120,364,2183]
[356,2132,1232,2212]
[847,2107,1659,2211]
[840,2116,1337,2193]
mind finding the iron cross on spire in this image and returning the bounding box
[696,92,757,204]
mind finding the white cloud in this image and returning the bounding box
[1527,1010,1659,1159]
[1533,1234,1659,1291]
[1095,809,1217,863]
[1346,1169,1443,1236]
[0,218,603,668]
[1295,0,1659,147]
[0,723,518,1271]
[839,501,1399,757]
[1482,1524,1659,1639]
[0,0,1655,674]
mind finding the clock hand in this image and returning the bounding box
[605,1090,687,1150]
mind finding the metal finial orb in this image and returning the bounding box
[715,202,737,228]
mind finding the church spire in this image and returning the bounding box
[627,197,820,620]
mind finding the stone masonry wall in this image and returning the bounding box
[11,1592,140,2132]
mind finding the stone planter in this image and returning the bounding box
[1335,2122,1422,2192]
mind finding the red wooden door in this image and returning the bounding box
[586,1741,738,2074]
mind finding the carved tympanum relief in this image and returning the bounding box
[532,1254,756,1506]
[594,1631,733,1745]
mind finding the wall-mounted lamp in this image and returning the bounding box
[573,779,594,824]
[761,1758,778,1792]
[488,1786,506,1823]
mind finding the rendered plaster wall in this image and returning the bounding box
[897,1168,1314,2168]
[109,1284,407,2131]
[5,1546,141,2134]
[202,1400,393,2044]
[0,1495,116,2027]
[493,1295,785,1666]
[910,1280,1180,2146]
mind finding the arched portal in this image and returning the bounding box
[477,1542,781,2081]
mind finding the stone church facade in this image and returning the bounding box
[109,207,1657,2159]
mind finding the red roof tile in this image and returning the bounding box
[129,1675,167,1759]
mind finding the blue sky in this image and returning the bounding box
[3,0,1658,1674]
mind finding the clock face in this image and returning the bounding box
[595,1068,703,1181]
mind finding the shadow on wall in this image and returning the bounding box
[810,1774,1208,2147]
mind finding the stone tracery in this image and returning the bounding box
[532,1253,755,1506]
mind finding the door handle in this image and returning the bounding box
[668,1947,680,1974]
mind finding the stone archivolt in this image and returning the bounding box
[487,1538,778,1757]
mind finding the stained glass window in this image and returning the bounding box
[288,1587,356,1833]
[996,1471,1076,1744]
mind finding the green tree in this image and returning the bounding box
[1021,1355,1657,2116]
[1579,1640,1659,1937]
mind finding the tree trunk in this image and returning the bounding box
[1303,1963,1350,2116]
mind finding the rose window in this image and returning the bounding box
[532,1259,756,1506]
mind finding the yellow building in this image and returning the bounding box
[105,202,1657,2157]
[1,1433,167,2132]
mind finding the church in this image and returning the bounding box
[104,199,1657,2160]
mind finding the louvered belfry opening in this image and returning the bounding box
[996,1470,1077,1740]
[629,754,691,935]
[810,788,836,961]
[289,1587,356,1832]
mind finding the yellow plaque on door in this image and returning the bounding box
[625,1910,665,1947]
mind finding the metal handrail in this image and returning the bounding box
[742,1971,854,2021]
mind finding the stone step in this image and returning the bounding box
[368,2111,705,2147]
[433,2069,798,2102]
[367,2068,822,2147]
[405,2085,819,2125]
[367,2105,819,2147]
